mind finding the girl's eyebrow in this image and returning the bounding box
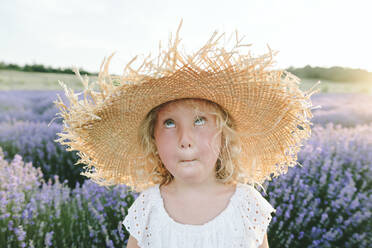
[158,114,176,120]
[161,113,207,119]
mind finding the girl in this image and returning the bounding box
[125,97,276,248]
[53,20,320,248]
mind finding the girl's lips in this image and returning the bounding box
[179,159,198,167]
[180,159,196,162]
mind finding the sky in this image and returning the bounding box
[1,0,371,74]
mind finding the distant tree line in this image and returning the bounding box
[0,61,97,76]
[286,65,372,82]
[0,61,371,82]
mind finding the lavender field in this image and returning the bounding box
[0,89,371,247]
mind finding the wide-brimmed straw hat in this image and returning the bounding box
[51,20,321,192]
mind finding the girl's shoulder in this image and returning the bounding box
[126,184,159,211]
[235,183,276,246]
[122,184,160,247]
[236,183,276,214]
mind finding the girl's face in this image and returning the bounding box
[154,99,222,185]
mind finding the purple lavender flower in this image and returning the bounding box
[311,92,372,127]
[265,122,372,247]
[0,120,85,189]
[44,231,54,247]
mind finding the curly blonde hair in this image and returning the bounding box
[138,98,246,188]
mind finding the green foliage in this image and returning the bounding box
[1,61,371,83]
[0,61,96,76]
[287,65,372,83]
[0,62,22,70]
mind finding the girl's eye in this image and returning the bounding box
[195,116,206,126]
[164,119,175,128]
[163,117,206,128]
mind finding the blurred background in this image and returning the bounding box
[1,0,371,247]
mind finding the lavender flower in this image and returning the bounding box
[0,148,136,247]
[44,231,54,247]
[0,120,85,189]
[0,90,68,124]
[265,122,372,247]
[311,92,372,127]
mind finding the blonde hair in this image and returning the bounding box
[138,98,245,187]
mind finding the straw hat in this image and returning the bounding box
[51,20,321,192]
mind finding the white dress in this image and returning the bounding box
[122,183,276,248]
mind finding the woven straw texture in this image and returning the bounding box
[52,20,321,192]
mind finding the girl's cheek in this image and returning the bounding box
[158,130,176,143]
[196,127,220,140]
[155,126,169,139]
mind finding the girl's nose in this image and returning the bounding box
[181,143,192,148]
[178,127,194,149]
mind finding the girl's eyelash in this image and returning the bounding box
[163,119,174,126]
[195,116,206,122]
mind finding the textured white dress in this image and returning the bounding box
[122,183,276,248]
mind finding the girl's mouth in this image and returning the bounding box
[180,159,196,163]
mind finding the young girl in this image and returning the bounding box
[124,97,277,248]
[53,20,320,248]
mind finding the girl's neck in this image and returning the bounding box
[166,179,229,197]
